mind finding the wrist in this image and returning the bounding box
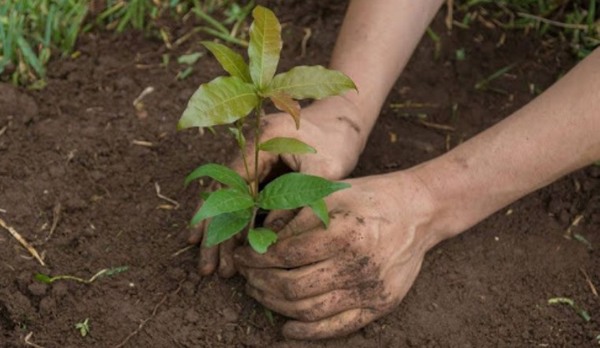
[373,170,446,252]
[407,155,500,245]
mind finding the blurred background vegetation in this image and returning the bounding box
[0,0,598,86]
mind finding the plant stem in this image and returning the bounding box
[249,206,258,230]
[236,120,252,187]
[252,99,263,198]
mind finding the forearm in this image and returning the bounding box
[320,0,445,148]
[414,48,600,242]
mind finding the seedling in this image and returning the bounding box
[474,63,516,94]
[75,318,90,337]
[178,6,356,254]
[548,297,591,322]
[35,266,128,285]
[191,1,251,47]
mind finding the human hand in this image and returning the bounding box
[188,97,370,277]
[234,171,445,339]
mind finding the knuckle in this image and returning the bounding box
[319,163,346,180]
[282,282,301,300]
[295,307,320,322]
[301,292,343,321]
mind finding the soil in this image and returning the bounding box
[1,1,599,347]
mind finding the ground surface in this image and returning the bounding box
[1,1,599,347]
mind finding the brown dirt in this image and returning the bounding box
[1,1,599,347]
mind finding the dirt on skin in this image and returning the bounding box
[1,1,599,347]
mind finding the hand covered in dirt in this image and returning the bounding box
[234,171,444,339]
[189,97,370,277]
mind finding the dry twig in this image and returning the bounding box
[418,119,456,132]
[133,86,155,108]
[154,182,180,209]
[44,202,61,243]
[445,0,454,30]
[0,218,45,266]
[565,214,584,238]
[517,12,589,31]
[580,268,598,297]
[132,140,154,147]
[300,27,312,58]
[171,244,194,258]
[24,332,46,348]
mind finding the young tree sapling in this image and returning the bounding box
[178,5,356,254]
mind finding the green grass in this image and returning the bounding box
[2,0,597,87]
[455,0,600,57]
[0,0,88,85]
[0,0,250,86]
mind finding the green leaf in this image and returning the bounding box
[17,36,44,76]
[268,92,301,128]
[75,318,90,337]
[178,76,258,129]
[248,5,282,89]
[177,52,203,65]
[205,208,252,247]
[191,188,254,226]
[248,227,278,254]
[202,41,251,82]
[309,199,330,228]
[184,163,248,193]
[258,173,350,210]
[34,273,53,284]
[267,65,356,100]
[259,137,316,155]
[101,266,129,278]
[177,66,194,80]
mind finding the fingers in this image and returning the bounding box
[217,234,239,278]
[246,284,360,322]
[234,226,340,269]
[187,219,204,245]
[198,228,219,275]
[276,207,323,239]
[283,308,379,340]
[240,258,368,300]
